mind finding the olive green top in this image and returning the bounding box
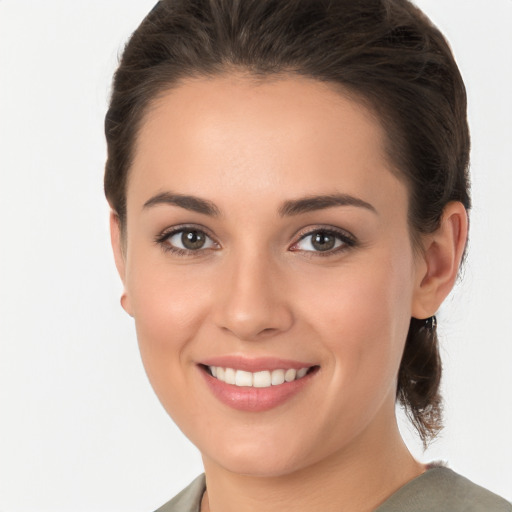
[155,467,511,512]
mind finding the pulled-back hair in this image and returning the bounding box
[104,0,470,446]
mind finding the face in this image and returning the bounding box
[115,75,427,477]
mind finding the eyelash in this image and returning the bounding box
[290,227,357,257]
[155,225,357,257]
[155,225,219,256]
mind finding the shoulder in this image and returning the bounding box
[376,467,512,512]
[154,474,206,512]
[154,469,511,512]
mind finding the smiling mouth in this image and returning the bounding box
[203,365,318,388]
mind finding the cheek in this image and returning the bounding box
[131,272,198,345]
[126,252,213,390]
[295,249,415,400]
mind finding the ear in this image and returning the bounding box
[412,201,468,319]
[109,211,133,316]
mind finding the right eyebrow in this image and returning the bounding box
[142,192,221,216]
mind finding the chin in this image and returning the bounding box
[198,428,326,478]
[209,451,310,478]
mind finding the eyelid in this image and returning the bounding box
[154,223,356,256]
[155,224,220,254]
[289,225,357,254]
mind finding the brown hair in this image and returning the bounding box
[105,0,470,446]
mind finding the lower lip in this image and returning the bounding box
[199,367,316,412]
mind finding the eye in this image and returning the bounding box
[290,228,355,254]
[157,227,218,254]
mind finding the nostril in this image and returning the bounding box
[259,327,279,336]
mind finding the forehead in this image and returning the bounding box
[128,74,405,216]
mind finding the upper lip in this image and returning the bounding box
[199,356,317,373]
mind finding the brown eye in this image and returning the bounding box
[161,228,217,253]
[181,230,206,250]
[291,228,355,255]
[311,232,336,251]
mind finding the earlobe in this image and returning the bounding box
[109,211,133,316]
[120,292,131,315]
[412,201,468,319]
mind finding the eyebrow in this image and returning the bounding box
[278,194,377,216]
[142,191,376,217]
[143,192,221,216]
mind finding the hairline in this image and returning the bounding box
[115,68,426,253]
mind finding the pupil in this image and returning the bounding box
[312,232,335,251]
[182,230,205,250]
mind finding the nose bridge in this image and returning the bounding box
[213,245,293,340]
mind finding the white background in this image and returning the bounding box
[0,1,511,511]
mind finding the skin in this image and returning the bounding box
[111,74,467,512]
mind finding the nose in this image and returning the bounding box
[212,252,294,341]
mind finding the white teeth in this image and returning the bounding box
[225,368,236,385]
[235,370,253,387]
[271,369,285,385]
[253,371,271,388]
[284,368,297,382]
[297,367,308,378]
[208,366,311,388]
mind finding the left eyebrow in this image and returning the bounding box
[278,194,377,217]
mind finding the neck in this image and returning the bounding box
[201,411,425,512]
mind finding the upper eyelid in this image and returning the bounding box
[155,224,356,248]
[292,225,356,243]
[157,223,218,241]
[155,226,220,256]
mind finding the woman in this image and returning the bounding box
[104,0,511,510]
